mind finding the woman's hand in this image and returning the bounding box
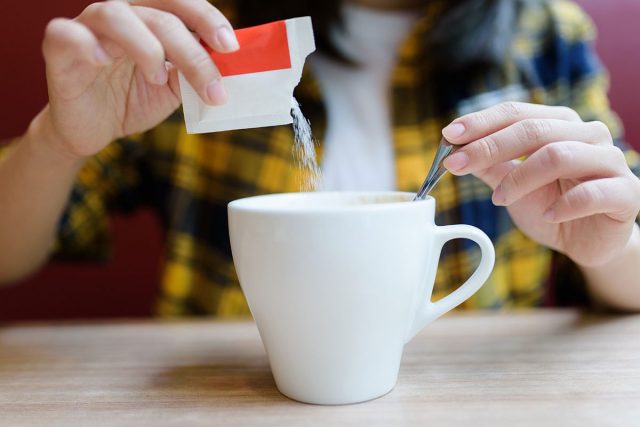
[442,102,640,268]
[39,0,238,159]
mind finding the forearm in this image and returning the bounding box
[0,108,85,284]
[580,224,640,312]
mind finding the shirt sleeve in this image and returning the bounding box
[0,135,147,262]
[53,135,149,261]
[548,1,640,179]
[544,1,640,305]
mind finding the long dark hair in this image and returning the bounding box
[235,0,522,75]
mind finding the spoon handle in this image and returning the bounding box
[414,137,458,201]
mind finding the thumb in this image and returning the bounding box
[166,62,181,100]
[471,160,521,190]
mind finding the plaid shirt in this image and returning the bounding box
[7,1,639,316]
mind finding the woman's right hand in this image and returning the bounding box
[38,0,238,159]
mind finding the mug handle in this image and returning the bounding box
[405,224,495,342]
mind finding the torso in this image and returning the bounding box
[311,3,420,190]
[139,1,609,315]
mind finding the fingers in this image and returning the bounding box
[493,142,627,206]
[131,0,239,52]
[134,6,226,104]
[443,102,583,144]
[545,177,640,223]
[42,18,113,100]
[444,119,614,176]
[74,1,228,104]
[43,18,109,74]
[166,62,182,99]
[77,1,167,85]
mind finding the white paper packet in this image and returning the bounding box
[179,17,316,134]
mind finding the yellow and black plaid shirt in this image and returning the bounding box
[10,1,640,316]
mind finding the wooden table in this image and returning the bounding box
[1,310,639,426]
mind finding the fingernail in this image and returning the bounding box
[154,67,168,85]
[442,122,466,139]
[543,208,555,222]
[493,185,507,205]
[206,79,227,105]
[216,26,240,52]
[444,152,469,172]
[94,46,110,65]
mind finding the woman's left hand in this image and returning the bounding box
[442,102,640,268]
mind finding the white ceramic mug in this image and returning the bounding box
[228,192,495,405]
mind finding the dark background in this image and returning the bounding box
[0,0,638,320]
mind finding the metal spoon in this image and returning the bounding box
[414,137,458,200]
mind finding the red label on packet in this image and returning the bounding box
[202,20,292,77]
[180,17,315,134]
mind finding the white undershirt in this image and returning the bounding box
[310,3,419,191]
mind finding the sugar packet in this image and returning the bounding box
[179,17,316,134]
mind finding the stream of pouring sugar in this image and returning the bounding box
[291,98,323,191]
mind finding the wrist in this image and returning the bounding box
[579,224,640,312]
[619,224,640,260]
[22,107,89,171]
[579,224,640,275]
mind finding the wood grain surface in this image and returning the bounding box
[1,310,639,427]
